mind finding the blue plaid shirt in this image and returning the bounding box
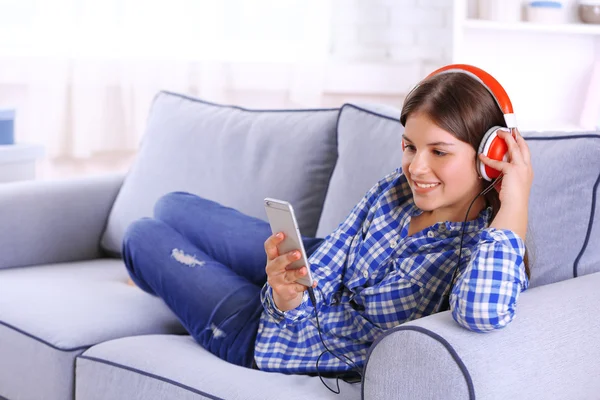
[254,169,529,373]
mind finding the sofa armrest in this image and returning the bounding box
[363,272,600,400]
[0,174,124,269]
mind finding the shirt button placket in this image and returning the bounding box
[427,231,435,238]
[332,293,341,305]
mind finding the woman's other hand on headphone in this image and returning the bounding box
[479,129,533,240]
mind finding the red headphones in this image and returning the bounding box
[401,64,517,181]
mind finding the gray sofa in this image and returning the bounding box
[1,91,599,400]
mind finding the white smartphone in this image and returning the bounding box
[264,198,313,287]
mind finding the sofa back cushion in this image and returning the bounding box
[316,102,600,288]
[524,133,600,288]
[101,92,339,255]
[316,103,404,238]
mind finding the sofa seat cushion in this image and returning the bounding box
[76,334,360,400]
[101,92,340,255]
[0,259,184,400]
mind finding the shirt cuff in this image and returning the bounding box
[480,227,526,257]
[450,226,530,332]
[260,283,312,325]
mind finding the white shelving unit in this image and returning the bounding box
[452,0,600,132]
[463,18,600,35]
[0,144,44,183]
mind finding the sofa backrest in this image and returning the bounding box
[524,133,600,287]
[102,92,600,289]
[318,102,600,289]
[100,92,339,255]
[316,104,405,237]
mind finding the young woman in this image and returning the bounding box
[122,65,533,380]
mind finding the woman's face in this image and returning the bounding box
[401,112,483,222]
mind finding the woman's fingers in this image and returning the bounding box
[283,283,310,297]
[264,232,284,260]
[282,266,308,284]
[272,269,310,300]
[499,129,523,164]
[266,250,302,278]
[269,259,309,287]
[293,283,308,292]
[264,233,313,301]
[515,131,532,165]
[479,152,506,172]
[483,129,528,172]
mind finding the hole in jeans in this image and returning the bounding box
[210,323,227,339]
[171,248,206,267]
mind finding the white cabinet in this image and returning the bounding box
[452,0,600,131]
[0,144,44,183]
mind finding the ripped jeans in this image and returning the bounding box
[122,192,323,368]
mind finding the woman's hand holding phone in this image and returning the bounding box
[264,232,317,312]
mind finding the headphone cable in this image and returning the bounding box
[308,174,503,393]
[307,287,364,394]
[439,174,503,311]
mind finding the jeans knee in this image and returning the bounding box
[153,191,221,223]
[122,218,161,255]
[154,191,204,220]
[121,218,164,295]
[153,191,187,218]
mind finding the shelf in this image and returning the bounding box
[463,19,600,35]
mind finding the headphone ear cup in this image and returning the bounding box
[478,126,510,181]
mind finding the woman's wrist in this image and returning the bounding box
[272,290,304,312]
[489,203,528,241]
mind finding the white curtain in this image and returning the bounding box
[0,0,332,158]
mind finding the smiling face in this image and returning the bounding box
[401,112,485,222]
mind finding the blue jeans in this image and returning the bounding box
[122,192,323,369]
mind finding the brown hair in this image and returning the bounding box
[400,72,531,279]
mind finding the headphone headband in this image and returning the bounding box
[425,64,517,128]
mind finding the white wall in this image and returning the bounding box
[457,0,600,131]
[325,0,452,97]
